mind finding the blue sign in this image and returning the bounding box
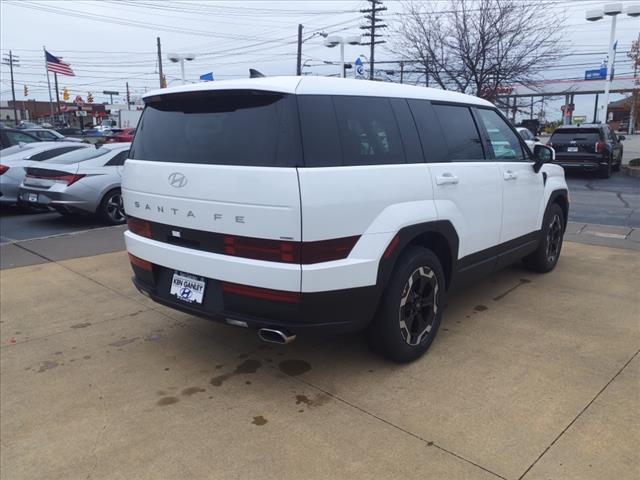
[584,67,607,80]
[199,72,214,82]
[355,57,365,78]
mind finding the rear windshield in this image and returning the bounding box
[551,129,601,143]
[130,90,301,167]
[44,146,109,164]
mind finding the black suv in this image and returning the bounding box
[548,124,624,178]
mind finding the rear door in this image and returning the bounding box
[475,108,544,243]
[123,90,303,243]
[410,100,502,262]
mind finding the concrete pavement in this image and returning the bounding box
[1,239,638,479]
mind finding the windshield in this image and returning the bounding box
[130,90,301,167]
[551,129,600,143]
[43,146,110,164]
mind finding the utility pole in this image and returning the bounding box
[296,24,303,76]
[1,50,18,124]
[126,82,131,110]
[157,37,165,88]
[360,0,387,80]
[628,33,639,134]
[399,61,404,84]
[54,72,61,116]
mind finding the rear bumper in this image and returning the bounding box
[553,154,608,170]
[131,266,379,335]
[17,186,99,214]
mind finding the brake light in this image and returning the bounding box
[595,141,606,153]
[221,234,359,264]
[25,173,85,186]
[222,282,300,303]
[128,253,153,271]
[0,164,8,175]
[127,217,152,238]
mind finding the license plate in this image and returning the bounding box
[567,146,578,152]
[170,271,205,304]
[28,193,38,202]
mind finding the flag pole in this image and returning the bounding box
[43,46,55,124]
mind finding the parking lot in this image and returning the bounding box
[1,231,638,479]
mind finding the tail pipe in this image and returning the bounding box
[258,328,296,345]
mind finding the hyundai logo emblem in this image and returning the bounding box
[168,172,187,188]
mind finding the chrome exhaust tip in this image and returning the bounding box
[258,328,296,345]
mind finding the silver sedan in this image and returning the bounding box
[18,143,131,224]
[0,142,90,206]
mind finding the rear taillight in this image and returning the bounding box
[595,141,606,153]
[127,217,152,238]
[0,164,8,175]
[25,173,85,186]
[221,282,300,303]
[221,234,359,264]
[128,253,153,271]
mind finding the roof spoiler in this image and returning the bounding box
[249,69,266,78]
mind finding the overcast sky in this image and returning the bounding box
[1,0,639,121]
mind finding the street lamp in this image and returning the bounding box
[167,53,195,85]
[586,3,639,123]
[323,35,361,78]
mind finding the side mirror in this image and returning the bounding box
[618,135,625,141]
[533,144,555,173]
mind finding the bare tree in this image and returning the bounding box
[393,0,566,102]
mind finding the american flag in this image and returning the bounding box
[45,50,75,76]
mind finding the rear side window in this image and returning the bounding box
[333,96,406,166]
[551,128,601,143]
[131,91,301,167]
[432,104,485,162]
[28,146,83,161]
[105,150,129,166]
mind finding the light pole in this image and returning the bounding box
[586,3,640,123]
[324,35,361,78]
[167,53,195,84]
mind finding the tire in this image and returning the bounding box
[523,203,564,273]
[612,152,622,172]
[368,247,445,363]
[98,188,126,225]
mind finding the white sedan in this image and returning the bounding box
[516,127,544,152]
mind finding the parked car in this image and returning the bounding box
[19,143,130,224]
[516,127,544,152]
[0,128,41,150]
[22,128,83,143]
[105,128,135,143]
[122,76,567,362]
[56,127,84,138]
[15,121,40,129]
[547,123,624,178]
[0,142,89,206]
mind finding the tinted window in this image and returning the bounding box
[105,150,129,166]
[6,131,39,144]
[432,104,485,162]
[477,109,526,161]
[131,91,301,167]
[44,146,108,165]
[28,146,83,161]
[389,98,424,163]
[551,128,601,143]
[407,99,448,163]
[298,95,342,167]
[333,96,405,166]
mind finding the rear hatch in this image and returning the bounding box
[123,89,303,248]
[549,128,602,157]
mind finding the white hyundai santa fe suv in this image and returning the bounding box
[123,76,567,362]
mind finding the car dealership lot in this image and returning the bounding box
[1,238,638,480]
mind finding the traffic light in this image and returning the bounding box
[62,87,69,101]
[161,75,167,88]
[23,85,28,97]
[87,92,94,103]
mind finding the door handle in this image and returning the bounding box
[435,172,460,185]
[503,170,518,180]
